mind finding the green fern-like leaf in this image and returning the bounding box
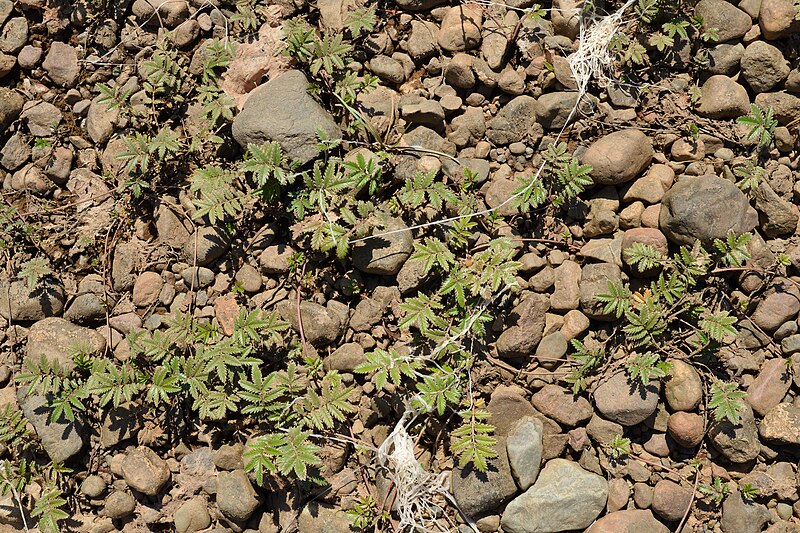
[299,373,355,430]
[411,238,456,275]
[398,293,448,335]
[354,348,421,390]
[596,280,632,318]
[32,486,68,533]
[709,381,746,424]
[624,242,664,272]
[450,407,497,473]
[700,311,737,342]
[275,427,322,480]
[189,165,246,224]
[243,433,281,485]
[714,232,751,268]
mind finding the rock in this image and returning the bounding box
[708,403,760,463]
[407,20,438,60]
[154,203,190,245]
[721,491,771,533]
[593,372,660,426]
[696,75,750,119]
[42,42,80,87]
[121,447,171,496]
[1,132,30,171]
[352,218,413,275]
[394,126,456,181]
[651,480,692,522]
[297,501,353,533]
[80,475,106,498]
[0,17,27,54]
[758,0,800,40]
[707,42,745,76]
[350,286,397,331]
[751,279,800,332]
[395,0,447,9]
[451,438,517,516]
[112,240,138,292]
[180,266,213,289]
[579,263,622,321]
[401,98,445,129]
[86,95,119,145]
[551,0,581,39]
[132,271,163,307]
[496,293,549,357]
[694,0,753,42]
[324,343,365,372]
[760,403,800,444]
[532,385,592,427]
[232,70,341,165]
[501,459,608,533]
[587,509,669,533]
[174,498,211,533]
[21,101,62,137]
[667,411,704,447]
[103,491,136,519]
[278,300,346,347]
[488,387,538,436]
[536,92,587,130]
[659,175,758,247]
[755,92,800,126]
[746,358,792,416]
[438,5,482,52]
[26,317,106,371]
[506,416,544,491]
[216,469,260,521]
[258,244,294,275]
[740,41,790,93]
[213,443,244,471]
[234,264,262,292]
[132,0,189,27]
[664,360,703,412]
[183,226,230,266]
[369,55,406,84]
[606,477,630,512]
[18,44,41,69]
[550,261,581,312]
[486,95,539,145]
[18,391,84,462]
[754,181,798,238]
[0,280,66,322]
[0,87,24,131]
[482,11,516,70]
[580,129,653,185]
[100,403,142,448]
[444,53,476,89]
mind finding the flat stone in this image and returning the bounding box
[506,416,544,491]
[760,403,800,444]
[593,372,660,426]
[231,70,341,165]
[580,129,653,185]
[501,459,608,533]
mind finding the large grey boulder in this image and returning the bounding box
[232,70,341,165]
[501,459,608,533]
[659,175,758,247]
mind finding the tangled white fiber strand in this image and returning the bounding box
[377,411,478,532]
[567,0,638,96]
